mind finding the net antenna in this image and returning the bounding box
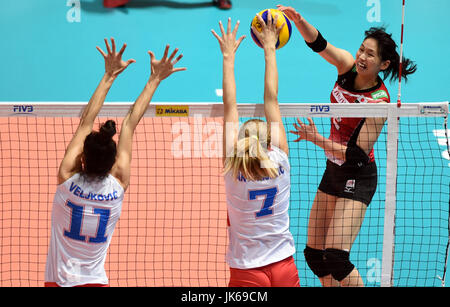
[396,0,406,107]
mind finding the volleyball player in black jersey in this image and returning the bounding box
[278,4,416,286]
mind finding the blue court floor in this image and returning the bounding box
[0,0,449,103]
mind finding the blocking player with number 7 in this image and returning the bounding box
[211,16,300,287]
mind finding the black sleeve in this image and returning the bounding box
[336,64,356,84]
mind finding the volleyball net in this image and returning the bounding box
[0,101,448,287]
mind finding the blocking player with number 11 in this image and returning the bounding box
[44,38,186,287]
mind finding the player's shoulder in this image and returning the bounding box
[269,146,290,166]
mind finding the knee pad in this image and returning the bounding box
[323,248,355,281]
[303,246,330,278]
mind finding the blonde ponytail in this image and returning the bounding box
[224,119,279,181]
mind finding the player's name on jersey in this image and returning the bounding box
[237,165,285,182]
[69,182,119,201]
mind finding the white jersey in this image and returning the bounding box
[224,146,295,269]
[45,173,124,286]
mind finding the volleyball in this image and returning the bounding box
[250,9,292,49]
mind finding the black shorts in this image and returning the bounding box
[318,159,377,206]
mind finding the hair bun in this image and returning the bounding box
[99,120,117,140]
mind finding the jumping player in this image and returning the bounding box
[211,15,300,287]
[44,39,185,287]
[278,4,416,287]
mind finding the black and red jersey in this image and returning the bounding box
[328,65,390,164]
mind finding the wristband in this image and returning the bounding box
[305,31,327,53]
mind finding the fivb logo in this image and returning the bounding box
[13,105,34,113]
[310,105,330,114]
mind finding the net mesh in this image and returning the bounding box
[0,103,448,287]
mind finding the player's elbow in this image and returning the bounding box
[264,90,278,105]
[123,115,139,132]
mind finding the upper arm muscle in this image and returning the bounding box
[58,123,92,184]
[319,43,355,75]
[110,120,133,190]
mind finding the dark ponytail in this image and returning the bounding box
[99,119,117,143]
[364,27,417,83]
[83,120,117,179]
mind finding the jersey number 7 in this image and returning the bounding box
[249,187,278,218]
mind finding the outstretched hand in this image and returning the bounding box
[211,17,246,58]
[148,45,186,82]
[276,4,303,23]
[290,117,318,142]
[96,38,136,78]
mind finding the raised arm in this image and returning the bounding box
[211,18,245,162]
[58,38,135,184]
[290,117,386,165]
[251,12,288,155]
[277,4,355,74]
[110,45,186,190]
